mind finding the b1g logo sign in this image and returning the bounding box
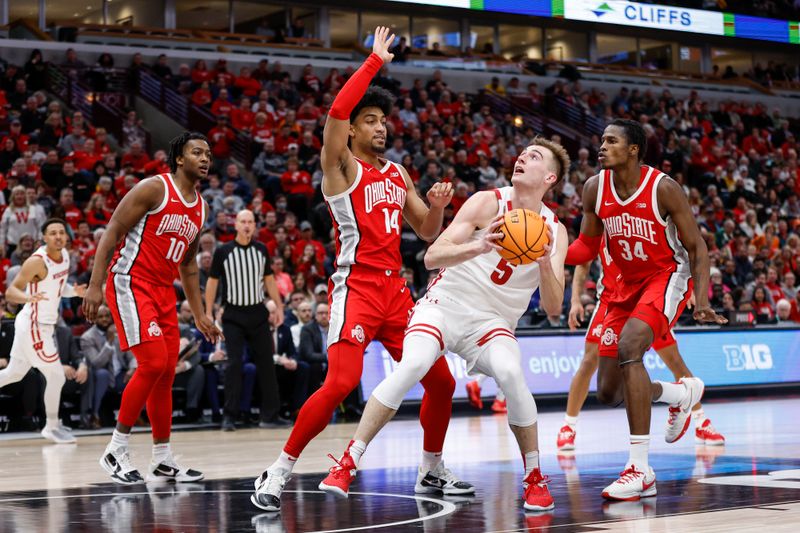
[722,344,773,371]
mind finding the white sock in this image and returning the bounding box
[691,408,707,425]
[496,388,506,402]
[44,418,61,430]
[474,375,486,385]
[564,415,578,429]
[270,451,297,475]
[152,443,171,463]
[654,381,685,405]
[109,429,130,451]
[421,450,442,472]
[348,440,367,468]
[524,450,540,478]
[627,435,650,471]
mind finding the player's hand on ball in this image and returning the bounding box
[427,182,453,209]
[372,26,395,64]
[82,285,104,322]
[477,214,504,254]
[693,306,728,325]
[196,314,224,343]
[534,226,554,269]
[568,301,584,331]
[74,284,87,298]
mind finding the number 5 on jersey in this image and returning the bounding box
[383,208,400,235]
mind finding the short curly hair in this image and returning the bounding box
[350,86,395,123]
[167,131,209,172]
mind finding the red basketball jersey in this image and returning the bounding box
[110,173,205,286]
[324,157,407,272]
[595,165,690,287]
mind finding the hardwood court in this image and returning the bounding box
[0,396,798,532]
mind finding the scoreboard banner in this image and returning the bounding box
[384,0,800,45]
[360,328,800,401]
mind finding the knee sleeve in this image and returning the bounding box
[0,357,31,384]
[479,338,537,427]
[372,333,441,410]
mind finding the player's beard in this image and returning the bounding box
[371,141,386,154]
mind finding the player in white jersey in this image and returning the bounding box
[0,218,86,443]
[318,138,570,512]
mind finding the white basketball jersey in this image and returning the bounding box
[426,187,560,327]
[17,246,71,325]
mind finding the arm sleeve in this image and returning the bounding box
[328,54,384,120]
[565,233,602,266]
[209,246,225,279]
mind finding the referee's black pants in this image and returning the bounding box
[222,304,279,422]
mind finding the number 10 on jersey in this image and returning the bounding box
[166,237,186,263]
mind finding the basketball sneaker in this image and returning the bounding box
[466,381,483,409]
[522,468,554,511]
[251,468,290,512]
[415,461,475,495]
[41,425,76,444]
[318,451,357,497]
[695,419,725,446]
[664,377,704,443]
[556,425,576,451]
[100,445,144,485]
[601,465,656,501]
[491,398,507,413]
[146,455,204,483]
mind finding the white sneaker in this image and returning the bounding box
[251,468,290,512]
[100,445,144,485]
[602,465,656,501]
[414,461,475,495]
[41,426,76,444]
[665,377,705,443]
[146,455,204,483]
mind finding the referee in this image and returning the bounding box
[205,209,288,431]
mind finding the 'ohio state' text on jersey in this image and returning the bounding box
[324,158,407,272]
[109,173,204,286]
[595,165,690,294]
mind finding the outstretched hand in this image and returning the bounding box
[693,306,728,325]
[371,26,396,64]
[427,182,453,209]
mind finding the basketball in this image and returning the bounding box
[497,209,549,265]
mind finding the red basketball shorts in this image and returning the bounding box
[106,272,179,351]
[327,265,413,360]
[596,270,692,358]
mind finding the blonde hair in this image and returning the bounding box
[530,136,570,186]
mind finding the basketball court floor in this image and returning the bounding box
[0,395,798,532]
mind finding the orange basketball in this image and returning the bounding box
[497,208,549,265]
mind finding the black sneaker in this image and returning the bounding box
[414,461,475,495]
[100,446,144,485]
[221,416,236,432]
[258,417,293,429]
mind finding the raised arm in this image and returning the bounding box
[565,175,605,265]
[321,26,394,196]
[82,177,164,321]
[424,191,501,269]
[658,178,727,325]
[6,256,47,305]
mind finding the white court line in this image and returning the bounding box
[0,488,458,533]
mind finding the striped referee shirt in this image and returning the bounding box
[209,240,273,307]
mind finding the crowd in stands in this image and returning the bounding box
[1,43,800,432]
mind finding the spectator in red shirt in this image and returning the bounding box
[295,242,324,288]
[208,116,236,162]
[280,157,313,216]
[231,97,255,131]
[192,81,212,107]
[142,149,170,176]
[120,141,151,174]
[211,88,234,117]
[257,209,278,245]
[214,59,235,87]
[298,64,321,94]
[74,220,96,257]
[71,138,102,172]
[84,194,113,229]
[292,221,326,263]
[53,187,84,229]
[283,211,300,244]
[234,67,262,97]
[742,128,771,156]
[2,120,30,152]
[250,112,275,147]
[191,59,212,85]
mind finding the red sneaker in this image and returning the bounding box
[491,398,507,413]
[466,381,483,410]
[318,451,357,497]
[695,419,725,446]
[523,468,554,511]
[556,425,576,451]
